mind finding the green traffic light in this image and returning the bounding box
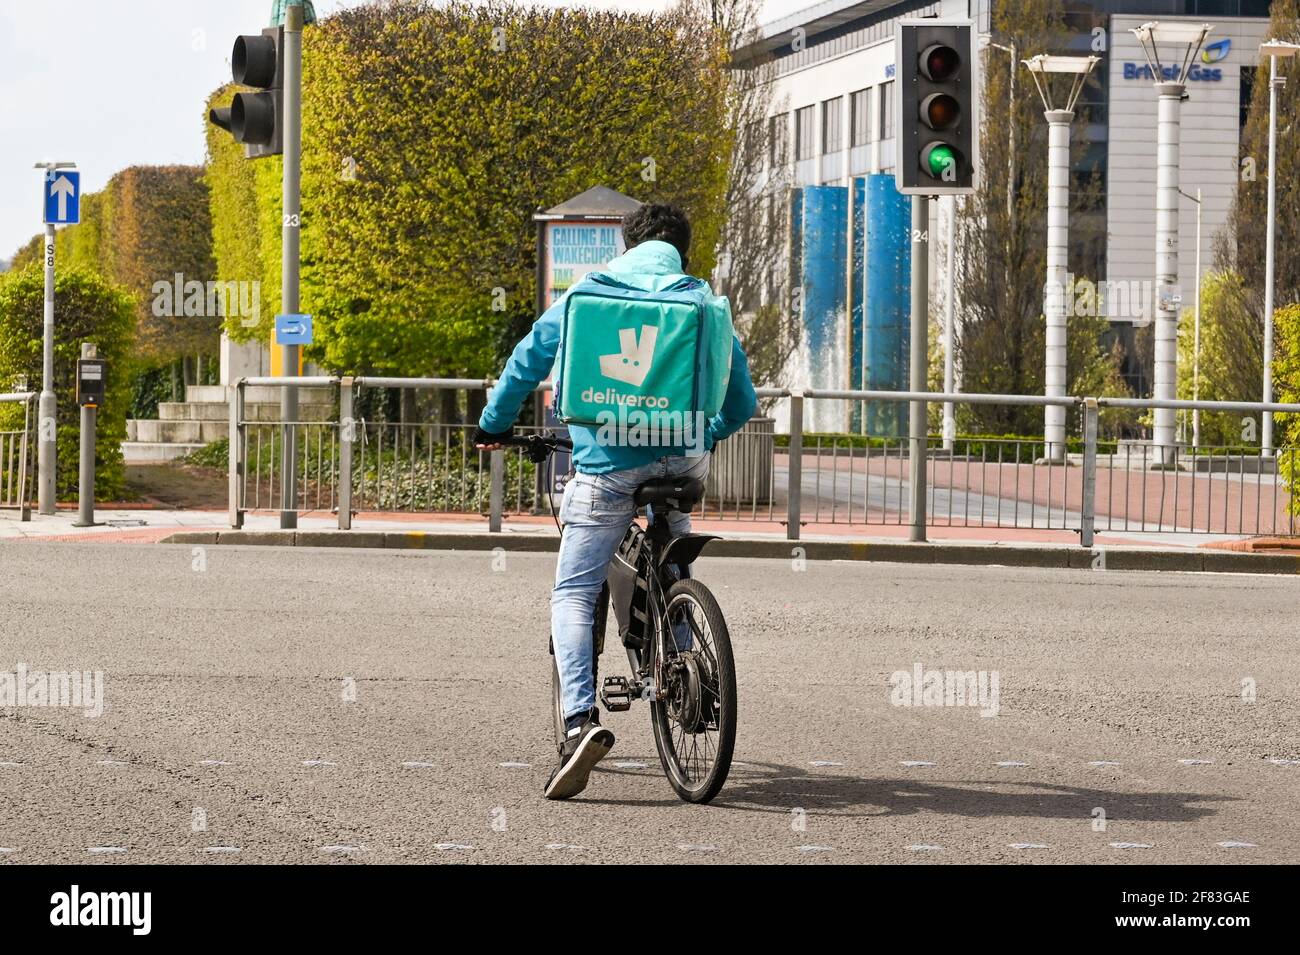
[926,144,957,179]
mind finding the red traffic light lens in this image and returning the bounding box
[920,44,961,82]
[921,93,960,129]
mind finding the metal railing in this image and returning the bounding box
[225,378,1300,546]
[0,391,34,521]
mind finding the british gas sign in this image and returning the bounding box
[1122,38,1230,82]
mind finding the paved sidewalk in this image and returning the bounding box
[3,504,1298,574]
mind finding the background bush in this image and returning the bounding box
[0,265,136,500]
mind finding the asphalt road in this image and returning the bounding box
[1,540,1297,864]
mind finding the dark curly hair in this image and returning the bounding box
[621,202,692,271]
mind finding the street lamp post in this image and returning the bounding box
[1024,54,1099,463]
[1259,40,1300,457]
[1131,21,1211,468]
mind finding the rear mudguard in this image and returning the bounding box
[658,534,719,573]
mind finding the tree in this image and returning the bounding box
[0,266,136,499]
[206,0,733,383]
[953,0,1125,435]
[688,0,798,393]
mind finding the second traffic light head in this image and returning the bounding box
[209,25,284,160]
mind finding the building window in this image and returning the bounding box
[880,81,895,140]
[769,112,789,167]
[822,97,843,155]
[850,88,872,146]
[795,105,816,161]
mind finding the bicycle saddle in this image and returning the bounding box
[633,476,705,513]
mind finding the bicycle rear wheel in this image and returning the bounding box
[649,578,736,803]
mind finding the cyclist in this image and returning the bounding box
[474,202,758,799]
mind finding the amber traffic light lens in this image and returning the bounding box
[922,93,960,129]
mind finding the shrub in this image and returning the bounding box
[0,265,136,500]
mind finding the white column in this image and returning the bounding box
[1262,54,1279,455]
[1151,81,1183,466]
[1043,109,1073,462]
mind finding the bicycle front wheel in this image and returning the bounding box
[650,578,736,804]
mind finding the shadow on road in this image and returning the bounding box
[592,758,1235,823]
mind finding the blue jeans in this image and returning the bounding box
[552,451,711,720]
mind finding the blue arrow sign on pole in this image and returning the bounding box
[43,171,80,225]
[275,313,313,345]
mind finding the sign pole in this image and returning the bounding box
[38,221,56,515]
[279,1,303,529]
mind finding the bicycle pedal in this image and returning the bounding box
[600,676,633,712]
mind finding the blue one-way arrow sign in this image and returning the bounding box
[43,171,80,225]
[275,313,313,345]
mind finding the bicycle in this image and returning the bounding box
[503,432,737,804]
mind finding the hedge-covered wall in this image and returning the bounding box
[0,265,136,500]
[205,0,732,377]
[7,167,217,364]
[1275,303,1300,511]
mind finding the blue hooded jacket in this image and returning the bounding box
[479,240,758,474]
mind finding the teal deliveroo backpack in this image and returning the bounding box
[554,273,735,432]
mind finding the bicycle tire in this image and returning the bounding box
[649,578,736,803]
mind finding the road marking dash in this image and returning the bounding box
[1109,842,1153,849]
[302,759,337,767]
[1217,841,1257,849]
[996,761,1029,767]
[1178,759,1214,765]
[1009,843,1050,850]
[906,844,944,852]
[199,759,230,766]
[1268,758,1300,766]
[1088,761,1120,767]
[796,845,833,853]
[319,845,364,854]
[901,760,936,767]
[86,847,127,854]
[202,846,241,854]
[545,843,588,851]
[498,761,530,768]
[401,761,435,768]
[809,760,844,767]
[435,842,474,851]
[612,761,649,769]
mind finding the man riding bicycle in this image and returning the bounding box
[474,202,758,799]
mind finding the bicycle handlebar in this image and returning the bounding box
[498,432,573,463]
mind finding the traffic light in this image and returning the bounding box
[209,26,284,159]
[895,19,979,195]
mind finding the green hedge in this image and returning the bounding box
[204,0,731,378]
[1275,303,1300,513]
[9,167,217,366]
[0,265,136,500]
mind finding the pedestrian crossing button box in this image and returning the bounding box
[76,359,106,408]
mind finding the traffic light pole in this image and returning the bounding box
[38,222,56,515]
[909,194,929,543]
[279,1,303,529]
